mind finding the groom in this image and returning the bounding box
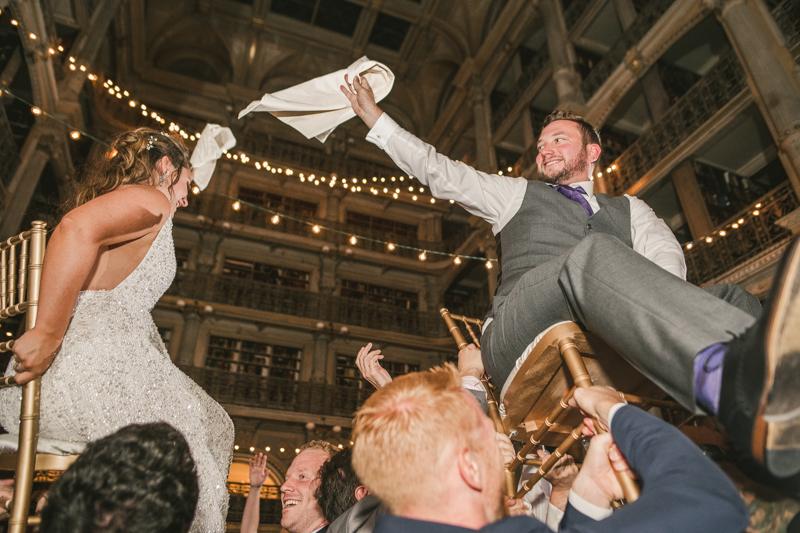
[341,74,800,481]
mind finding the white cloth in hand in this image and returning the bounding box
[190,124,237,190]
[237,56,395,143]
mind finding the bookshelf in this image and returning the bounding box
[206,336,302,380]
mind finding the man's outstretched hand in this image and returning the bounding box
[341,75,383,129]
[356,343,393,389]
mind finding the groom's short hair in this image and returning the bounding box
[40,422,199,533]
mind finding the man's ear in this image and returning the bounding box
[587,143,601,165]
[354,485,370,501]
[457,446,482,491]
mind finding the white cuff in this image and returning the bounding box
[567,490,613,521]
[460,376,486,392]
[545,502,564,531]
[607,402,626,429]
[365,113,400,149]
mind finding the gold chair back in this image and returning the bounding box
[0,221,48,532]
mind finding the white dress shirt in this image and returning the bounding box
[366,113,687,279]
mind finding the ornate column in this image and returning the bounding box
[539,0,585,112]
[712,0,800,196]
[613,0,671,120]
[311,334,330,384]
[671,160,715,239]
[176,305,205,366]
[470,76,498,173]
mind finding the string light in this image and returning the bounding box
[10,19,18,26]
[419,252,427,261]
[271,215,280,224]
[31,106,41,115]
[485,261,493,269]
[453,256,461,265]
[232,201,241,211]
[312,225,321,233]
[70,130,81,140]
[192,186,200,195]
[28,32,36,40]
[387,243,395,251]
[349,236,358,245]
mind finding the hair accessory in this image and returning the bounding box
[146,135,157,151]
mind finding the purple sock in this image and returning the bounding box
[694,343,727,415]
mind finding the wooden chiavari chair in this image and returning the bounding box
[0,222,83,532]
[439,309,688,505]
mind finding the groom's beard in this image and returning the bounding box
[540,150,591,185]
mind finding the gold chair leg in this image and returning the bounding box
[507,387,575,473]
[558,337,640,503]
[8,378,41,533]
[516,422,585,498]
[440,308,468,349]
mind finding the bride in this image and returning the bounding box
[0,128,234,532]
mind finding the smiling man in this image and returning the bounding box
[341,75,800,483]
[281,440,338,533]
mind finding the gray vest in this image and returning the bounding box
[489,180,633,317]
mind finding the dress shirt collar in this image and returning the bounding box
[547,180,594,197]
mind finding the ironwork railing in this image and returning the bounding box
[580,0,675,100]
[179,365,374,418]
[772,0,800,48]
[491,49,550,131]
[605,49,746,196]
[226,496,281,525]
[226,496,283,525]
[605,0,800,196]
[167,270,447,337]
[685,181,798,285]
[182,195,473,259]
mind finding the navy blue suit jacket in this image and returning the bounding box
[373,406,747,533]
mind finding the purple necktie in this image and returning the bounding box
[554,184,593,217]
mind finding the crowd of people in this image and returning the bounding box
[1,70,798,532]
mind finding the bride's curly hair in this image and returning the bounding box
[62,128,192,214]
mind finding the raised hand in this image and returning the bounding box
[355,343,393,389]
[249,452,270,489]
[340,75,383,129]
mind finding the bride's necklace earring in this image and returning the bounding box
[159,172,167,186]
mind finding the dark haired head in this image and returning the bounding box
[39,422,198,533]
[541,110,601,149]
[315,447,362,524]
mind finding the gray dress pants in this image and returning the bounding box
[481,233,758,412]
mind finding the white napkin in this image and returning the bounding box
[238,56,395,143]
[190,124,237,190]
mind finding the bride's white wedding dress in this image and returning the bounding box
[0,219,233,532]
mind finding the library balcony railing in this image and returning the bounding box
[181,195,473,259]
[685,181,798,286]
[490,49,550,132]
[178,365,373,418]
[166,270,447,337]
[604,49,746,197]
[604,0,799,197]
[772,0,800,48]
[580,0,676,100]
